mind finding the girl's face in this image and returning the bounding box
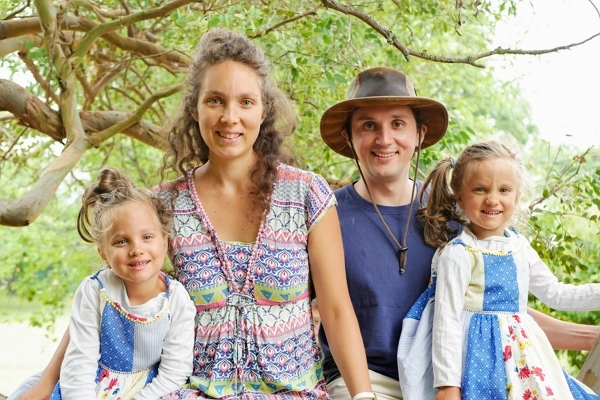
[196,60,265,165]
[456,158,519,240]
[98,202,168,293]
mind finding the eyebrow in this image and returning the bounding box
[202,89,261,98]
[354,113,410,122]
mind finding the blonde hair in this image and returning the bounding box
[420,138,531,247]
[78,167,173,250]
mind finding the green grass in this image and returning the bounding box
[0,294,71,325]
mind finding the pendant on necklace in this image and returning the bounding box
[398,246,408,275]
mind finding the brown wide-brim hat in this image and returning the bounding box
[320,67,449,158]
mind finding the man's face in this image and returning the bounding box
[345,104,425,185]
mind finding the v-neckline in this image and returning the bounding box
[187,167,267,295]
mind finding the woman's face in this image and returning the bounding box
[196,60,264,164]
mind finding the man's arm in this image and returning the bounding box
[528,308,600,351]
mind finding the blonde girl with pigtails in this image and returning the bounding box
[399,139,600,400]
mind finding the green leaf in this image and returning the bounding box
[208,16,221,28]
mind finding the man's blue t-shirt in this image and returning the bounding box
[318,182,436,381]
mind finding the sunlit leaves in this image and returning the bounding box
[1,1,599,371]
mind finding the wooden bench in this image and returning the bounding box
[578,334,600,394]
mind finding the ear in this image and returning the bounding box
[97,247,110,268]
[417,125,427,148]
[455,191,464,211]
[341,129,351,145]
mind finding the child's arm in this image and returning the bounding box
[528,308,600,351]
[432,245,471,390]
[58,277,102,399]
[527,243,600,311]
[134,281,196,400]
[435,386,461,400]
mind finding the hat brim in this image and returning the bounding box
[320,96,449,158]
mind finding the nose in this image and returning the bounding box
[221,104,239,124]
[375,126,393,146]
[129,243,143,256]
[485,193,498,205]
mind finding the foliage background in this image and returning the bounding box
[1,0,599,368]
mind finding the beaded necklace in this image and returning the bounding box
[188,168,267,295]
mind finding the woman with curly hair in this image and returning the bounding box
[9,28,373,400]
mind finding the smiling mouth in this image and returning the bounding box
[218,132,241,139]
[373,152,396,158]
[482,210,502,216]
[129,261,149,268]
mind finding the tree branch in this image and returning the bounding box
[0,35,43,58]
[84,60,129,109]
[529,147,593,211]
[3,0,32,20]
[248,8,320,38]
[0,17,192,70]
[89,82,181,146]
[71,0,194,62]
[320,0,412,62]
[321,0,600,68]
[0,79,166,149]
[0,127,90,227]
[0,37,90,226]
[67,0,131,19]
[75,66,94,103]
[18,51,60,103]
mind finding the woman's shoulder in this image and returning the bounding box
[153,174,191,194]
[275,164,332,198]
[153,171,196,210]
[276,163,319,182]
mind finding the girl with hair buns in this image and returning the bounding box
[398,139,600,400]
[49,167,196,400]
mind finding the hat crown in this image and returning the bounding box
[348,67,417,100]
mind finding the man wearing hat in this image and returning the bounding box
[317,67,600,400]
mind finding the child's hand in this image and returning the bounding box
[434,386,461,400]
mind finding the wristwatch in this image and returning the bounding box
[352,392,378,400]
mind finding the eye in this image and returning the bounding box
[143,234,154,240]
[114,239,126,246]
[241,99,254,107]
[474,187,485,193]
[363,122,376,130]
[500,187,511,193]
[392,120,404,128]
[206,98,222,105]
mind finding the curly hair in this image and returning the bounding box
[161,28,296,215]
[420,138,530,248]
[78,167,173,251]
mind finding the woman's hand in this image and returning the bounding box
[434,386,461,400]
[18,327,70,399]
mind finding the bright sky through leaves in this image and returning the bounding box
[493,0,600,149]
